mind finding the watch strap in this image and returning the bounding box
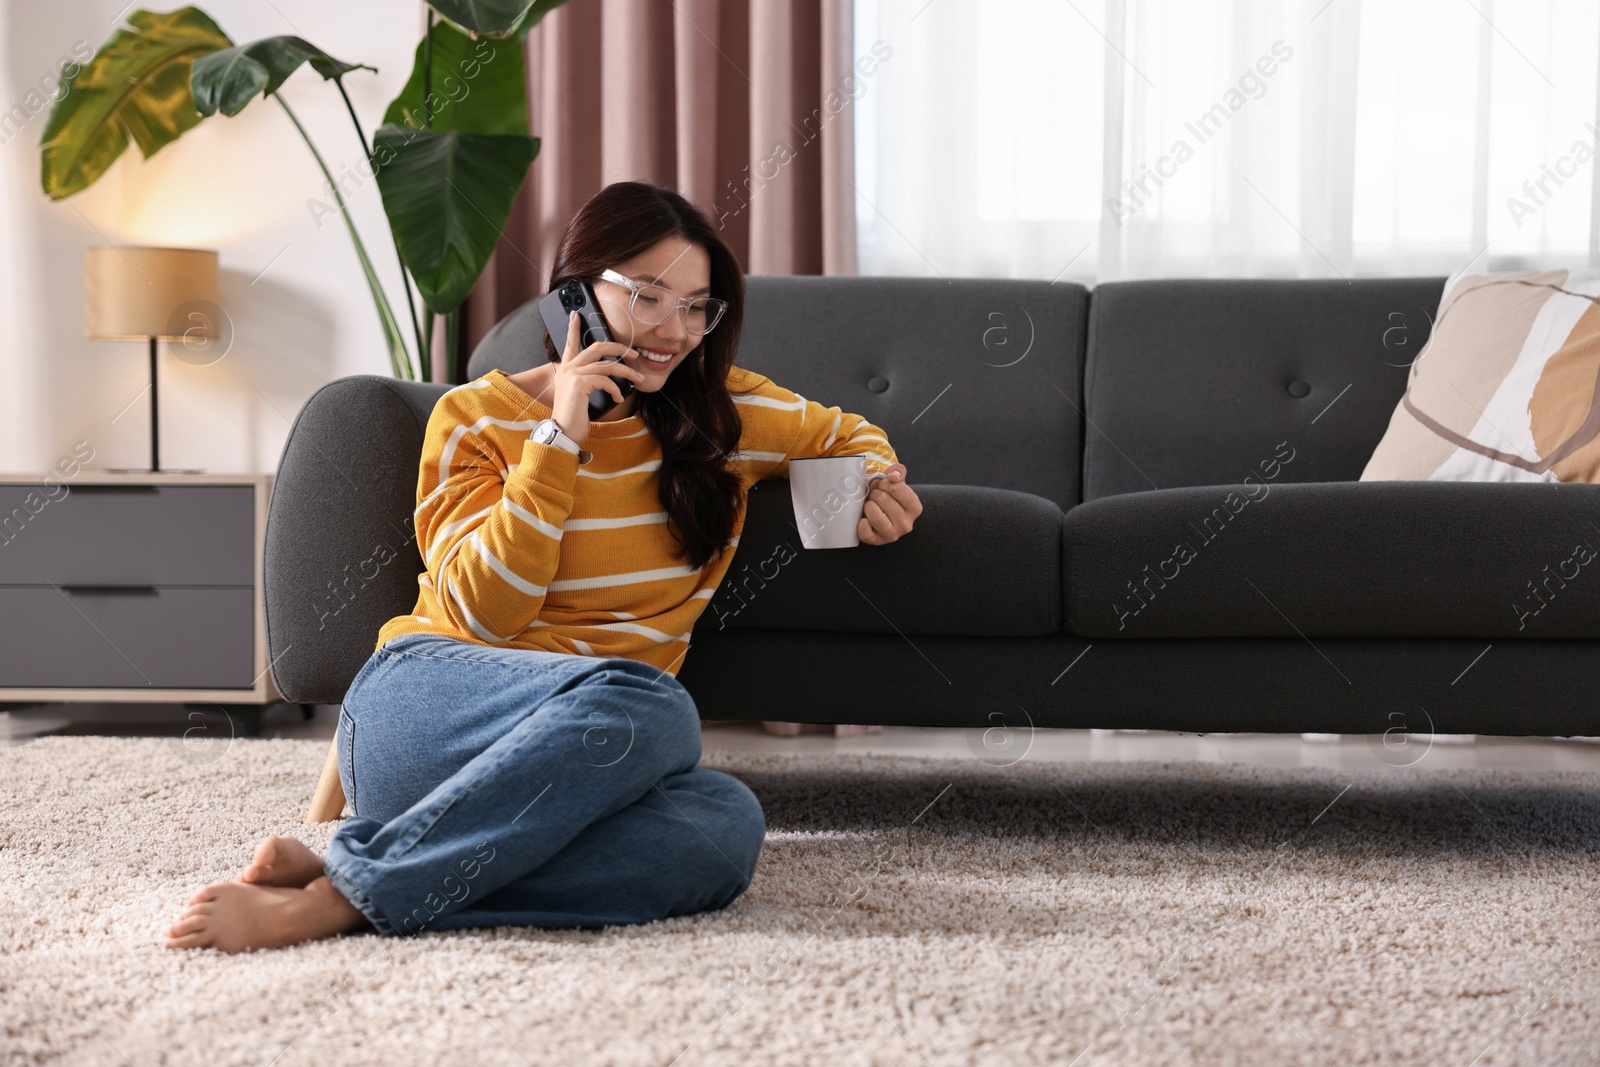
[536,418,592,464]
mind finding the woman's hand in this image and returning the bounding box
[550,309,647,445]
[858,463,921,546]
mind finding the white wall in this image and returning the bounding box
[0,0,423,475]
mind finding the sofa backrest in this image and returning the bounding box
[468,276,1091,511]
[1082,277,1446,499]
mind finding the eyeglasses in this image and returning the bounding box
[596,269,729,336]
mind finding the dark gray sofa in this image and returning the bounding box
[264,275,1600,739]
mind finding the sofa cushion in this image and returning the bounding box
[469,276,1092,511]
[708,478,1062,637]
[1084,277,1447,499]
[1064,481,1600,638]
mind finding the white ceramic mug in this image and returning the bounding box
[789,454,886,549]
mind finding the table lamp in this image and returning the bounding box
[84,246,220,474]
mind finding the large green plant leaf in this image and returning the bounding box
[427,0,570,38]
[39,7,232,200]
[384,20,526,134]
[506,1,571,37]
[372,124,536,313]
[191,36,374,117]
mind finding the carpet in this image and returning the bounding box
[3,737,1598,1066]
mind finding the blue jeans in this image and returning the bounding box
[324,631,765,936]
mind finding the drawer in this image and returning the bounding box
[0,485,253,585]
[0,585,255,688]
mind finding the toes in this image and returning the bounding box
[187,882,227,905]
[242,836,282,873]
[237,836,322,888]
[262,834,295,858]
[163,931,213,950]
[167,913,209,938]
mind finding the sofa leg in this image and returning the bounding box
[761,721,884,736]
[305,736,346,822]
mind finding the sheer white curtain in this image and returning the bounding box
[853,0,1600,281]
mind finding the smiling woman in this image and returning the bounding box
[163,179,919,954]
[391,181,910,667]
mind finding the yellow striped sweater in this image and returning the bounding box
[374,366,899,676]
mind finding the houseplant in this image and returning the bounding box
[38,2,567,383]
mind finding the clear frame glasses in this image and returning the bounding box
[597,268,729,336]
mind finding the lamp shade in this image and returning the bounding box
[84,246,220,342]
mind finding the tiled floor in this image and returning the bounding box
[4,701,1599,773]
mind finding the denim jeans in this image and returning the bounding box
[324,631,765,936]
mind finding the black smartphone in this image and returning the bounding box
[538,278,635,419]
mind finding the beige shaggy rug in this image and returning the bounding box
[2,737,1598,1066]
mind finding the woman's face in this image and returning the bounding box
[594,236,713,393]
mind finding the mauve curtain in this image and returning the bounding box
[455,0,858,373]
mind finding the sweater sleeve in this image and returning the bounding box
[728,367,899,480]
[415,393,581,645]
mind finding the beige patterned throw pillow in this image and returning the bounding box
[1361,268,1600,482]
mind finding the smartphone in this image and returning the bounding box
[538,278,635,419]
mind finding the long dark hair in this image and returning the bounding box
[543,180,746,571]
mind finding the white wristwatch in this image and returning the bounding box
[532,417,592,464]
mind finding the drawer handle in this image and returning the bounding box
[60,584,158,595]
[63,485,160,494]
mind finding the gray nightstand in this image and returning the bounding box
[0,472,294,732]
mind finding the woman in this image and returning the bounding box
[163,180,923,952]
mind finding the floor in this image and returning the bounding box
[14,735,1599,1066]
[4,700,1599,773]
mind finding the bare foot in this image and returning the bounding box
[163,876,369,952]
[237,834,324,888]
